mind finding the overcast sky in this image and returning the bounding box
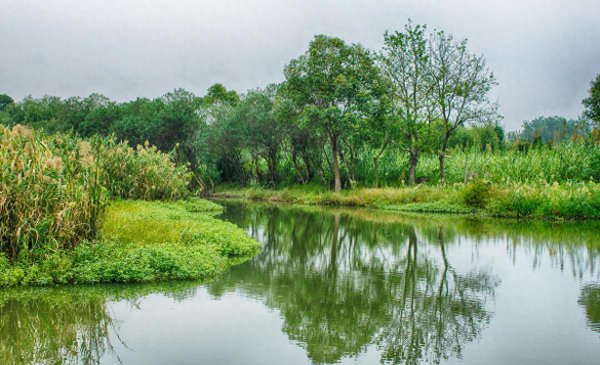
[1,0,599,130]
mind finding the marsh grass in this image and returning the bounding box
[0,125,105,259]
[0,199,260,287]
[0,125,192,260]
[215,181,600,220]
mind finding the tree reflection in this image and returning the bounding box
[211,204,499,364]
[0,282,200,365]
[579,283,600,335]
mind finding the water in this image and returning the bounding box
[1,201,599,364]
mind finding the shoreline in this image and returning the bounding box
[211,183,600,221]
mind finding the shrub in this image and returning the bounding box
[462,180,492,208]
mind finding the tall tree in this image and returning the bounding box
[284,35,381,191]
[0,94,14,111]
[583,74,600,125]
[428,30,498,184]
[379,22,435,185]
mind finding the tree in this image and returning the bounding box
[379,22,435,185]
[203,83,240,105]
[235,87,283,185]
[284,35,382,191]
[583,74,600,125]
[519,115,589,144]
[0,94,14,111]
[428,30,498,184]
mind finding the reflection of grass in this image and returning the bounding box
[0,281,203,365]
[218,199,600,247]
[0,199,260,287]
[579,284,600,334]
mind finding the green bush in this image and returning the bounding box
[462,180,492,208]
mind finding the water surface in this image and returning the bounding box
[1,201,599,364]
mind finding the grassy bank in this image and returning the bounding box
[213,181,600,220]
[0,199,259,287]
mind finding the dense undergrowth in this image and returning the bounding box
[214,180,600,220]
[0,199,259,287]
[0,124,191,260]
[0,124,259,288]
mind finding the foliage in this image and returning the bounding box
[461,179,493,208]
[515,115,592,143]
[215,181,600,220]
[96,137,191,200]
[583,74,600,125]
[0,200,259,287]
[0,125,191,260]
[0,125,105,259]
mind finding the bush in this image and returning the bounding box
[462,180,492,208]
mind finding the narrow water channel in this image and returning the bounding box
[1,201,599,364]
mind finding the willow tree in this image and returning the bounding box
[428,30,498,184]
[284,35,382,191]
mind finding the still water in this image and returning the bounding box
[1,201,599,364]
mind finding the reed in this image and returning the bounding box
[0,125,192,259]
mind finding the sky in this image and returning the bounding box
[1,0,599,130]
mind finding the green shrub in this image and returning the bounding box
[462,180,492,208]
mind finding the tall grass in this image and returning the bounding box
[96,138,191,200]
[347,143,600,187]
[0,125,104,258]
[0,125,192,259]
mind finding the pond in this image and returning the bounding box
[1,201,599,364]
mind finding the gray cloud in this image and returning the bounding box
[1,0,599,129]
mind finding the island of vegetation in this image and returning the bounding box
[0,125,259,287]
[1,22,599,287]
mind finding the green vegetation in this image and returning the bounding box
[0,199,259,287]
[1,22,597,195]
[214,180,600,220]
[0,124,191,260]
[0,124,258,288]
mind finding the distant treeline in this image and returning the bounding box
[1,22,599,190]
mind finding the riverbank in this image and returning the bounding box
[212,181,600,220]
[0,199,260,287]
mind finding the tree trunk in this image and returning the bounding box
[373,157,379,189]
[463,154,469,184]
[331,135,342,192]
[409,150,418,186]
[339,148,354,188]
[439,137,449,185]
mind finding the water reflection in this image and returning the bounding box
[579,284,600,335]
[0,283,200,365]
[0,202,598,365]
[210,204,499,364]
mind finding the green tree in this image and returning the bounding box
[380,22,435,185]
[428,30,498,184]
[583,74,600,125]
[0,94,14,111]
[284,35,382,191]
